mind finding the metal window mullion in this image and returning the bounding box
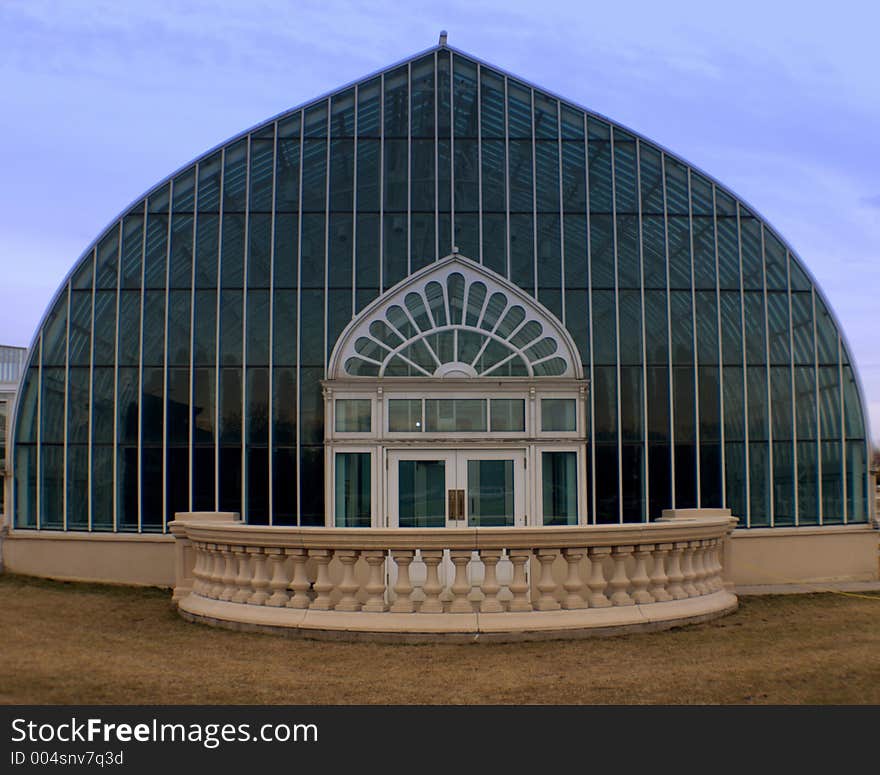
[813,287,822,524]
[713,185,725,509]
[62,282,70,531]
[407,62,412,275]
[379,73,385,290]
[610,128,622,523]
[324,102,331,371]
[268,124,277,524]
[138,200,148,532]
[241,137,252,521]
[584,112,596,523]
[87,251,96,530]
[840,334,846,523]
[352,85,359,312]
[787,252,798,525]
[450,54,455,248]
[434,50,439,262]
[214,150,225,512]
[295,112,304,524]
[188,165,199,514]
[737,207,750,526]
[636,141,649,521]
[661,154,675,509]
[557,100,566,327]
[761,225,774,526]
[531,89,538,296]
[112,222,122,531]
[162,179,174,531]
[35,333,42,530]
[687,169,700,508]
[504,76,511,279]
[477,65,484,265]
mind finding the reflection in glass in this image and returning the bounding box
[335,453,371,527]
[425,399,486,432]
[388,399,422,432]
[542,451,577,525]
[398,460,445,527]
[335,399,371,433]
[490,399,524,432]
[542,398,576,432]
[467,459,514,527]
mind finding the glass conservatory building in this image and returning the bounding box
[3,40,875,590]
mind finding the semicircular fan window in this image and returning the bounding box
[342,268,571,378]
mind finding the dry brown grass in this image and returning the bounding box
[1,573,879,705]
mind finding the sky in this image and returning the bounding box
[0,0,877,442]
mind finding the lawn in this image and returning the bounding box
[1,573,878,704]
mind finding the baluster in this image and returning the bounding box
[210,545,228,599]
[707,539,723,592]
[419,550,444,613]
[666,543,688,600]
[533,549,560,611]
[231,547,252,604]
[609,545,635,606]
[247,548,271,605]
[362,551,388,612]
[202,544,219,598]
[189,543,204,595]
[265,549,291,607]
[309,549,334,610]
[390,550,416,613]
[479,550,505,613]
[586,547,612,608]
[285,549,311,609]
[334,550,362,612]
[680,541,698,597]
[218,547,238,601]
[691,541,709,595]
[449,550,473,613]
[507,549,533,612]
[648,543,673,602]
[630,545,654,604]
[560,548,587,609]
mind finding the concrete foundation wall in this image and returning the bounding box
[2,530,175,587]
[1,524,877,589]
[728,525,878,585]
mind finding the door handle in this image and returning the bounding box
[457,490,466,521]
[448,489,458,520]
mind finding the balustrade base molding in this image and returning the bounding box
[170,513,738,642]
[177,590,737,643]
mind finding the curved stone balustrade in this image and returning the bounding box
[170,513,738,642]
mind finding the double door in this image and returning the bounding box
[388,449,525,528]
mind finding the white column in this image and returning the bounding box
[265,549,291,607]
[507,549,533,612]
[390,550,416,613]
[246,547,271,606]
[449,550,473,613]
[630,545,654,604]
[334,550,361,612]
[309,549,334,610]
[562,548,587,609]
[419,550,444,613]
[479,550,505,613]
[609,545,635,606]
[648,543,673,602]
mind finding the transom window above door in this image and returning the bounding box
[328,254,583,380]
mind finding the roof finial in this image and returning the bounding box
[452,245,460,255]
[439,30,448,46]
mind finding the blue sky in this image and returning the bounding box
[0,0,877,441]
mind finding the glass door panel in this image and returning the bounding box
[398,459,447,528]
[466,459,515,526]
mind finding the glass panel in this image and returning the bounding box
[388,399,422,432]
[425,399,486,432]
[335,453,371,528]
[467,459,514,527]
[335,399,371,432]
[490,399,525,432]
[543,451,578,526]
[398,460,445,528]
[542,398,576,432]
